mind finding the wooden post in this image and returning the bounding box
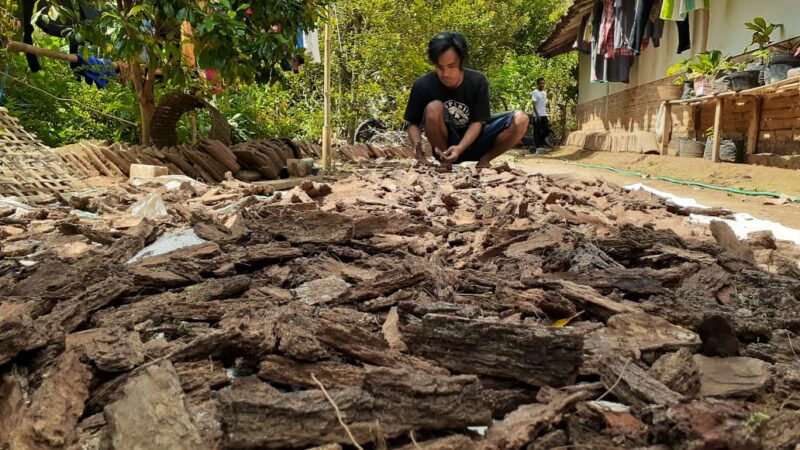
[660,102,672,156]
[746,96,762,157]
[711,98,723,163]
[321,9,332,171]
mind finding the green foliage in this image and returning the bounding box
[5,0,577,146]
[688,50,733,81]
[745,18,784,52]
[3,35,138,146]
[55,0,330,86]
[666,51,733,82]
[746,412,771,431]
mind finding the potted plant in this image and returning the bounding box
[662,59,691,100]
[687,51,731,96]
[744,18,799,84]
[703,127,743,163]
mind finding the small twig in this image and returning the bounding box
[786,331,798,359]
[409,430,422,450]
[551,445,622,450]
[779,393,796,412]
[596,358,631,402]
[311,373,365,450]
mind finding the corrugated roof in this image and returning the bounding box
[538,0,596,58]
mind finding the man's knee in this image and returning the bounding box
[424,101,445,123]
[512,110,529,130]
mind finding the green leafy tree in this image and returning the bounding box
[44,0,329,144]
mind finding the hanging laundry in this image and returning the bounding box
[73,55,115,89]
[295,28,322,64]
[613,0,636,50]
[592,0,635,84]
[629,0,665,54]
[304,30,321,63]
[573,14,592,54]
[660,0,708,21]
[676,16,691,53]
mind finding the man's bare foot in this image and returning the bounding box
[415,151,432,166]
[476,159,491,169]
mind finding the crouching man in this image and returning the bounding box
[405,31,528,168]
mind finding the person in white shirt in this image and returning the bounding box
[530,77,550,147]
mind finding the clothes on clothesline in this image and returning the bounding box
[295,28,321,64]
[582,0,706,84]
[660,0,708,21]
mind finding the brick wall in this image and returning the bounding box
[575,77,800,156]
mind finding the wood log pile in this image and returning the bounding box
[1,161,800,449]
[53,139,416,183]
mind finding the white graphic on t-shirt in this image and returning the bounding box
[444,100,470,128]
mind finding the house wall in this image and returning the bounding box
[574,0,800,159]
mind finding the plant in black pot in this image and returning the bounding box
[744,18,799,85]
[703,127,743,163]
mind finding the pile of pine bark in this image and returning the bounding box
[1,161,800,449]
[54,139,415,183]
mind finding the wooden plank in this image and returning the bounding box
[711,98,723,163]
[660,102,672,156]
[747,96,763,155]
[254,176,324,191]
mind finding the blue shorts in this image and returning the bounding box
[447,111,517,163]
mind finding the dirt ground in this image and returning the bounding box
[499,148,800,230]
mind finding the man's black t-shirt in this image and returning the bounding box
[404,69,491,131]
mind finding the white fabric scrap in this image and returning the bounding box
[625,183,800,247]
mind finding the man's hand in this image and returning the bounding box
[442,145,463,163]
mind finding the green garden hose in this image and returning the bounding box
[559,160,800,203]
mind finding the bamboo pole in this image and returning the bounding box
[6,39,80,63]
[321,9,332,171]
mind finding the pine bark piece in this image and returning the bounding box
[174,361,230,393]
[39,277,132,336]
[219,367,491,449]
[365,366,491,436]
[10,352,92,449]
[104,361,203,450]
[692,355,771,398]
[382,306,408,352]
[398,313,583,387]
[599,354,685,408]
[0,371,26,448]
[256,211,354,244]
[257,355,366,389]
[523,278,641,320]
[649,349,702,397]
[66,327,146,372]
[395,435,476,450]
[479,390,591,450]
[219,386,377,449]
[709,220,755,262]
[0,301,46,365]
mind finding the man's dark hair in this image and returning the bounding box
[537,77,545,83]
[428,32,469,68]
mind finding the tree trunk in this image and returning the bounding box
[129,61,157,145]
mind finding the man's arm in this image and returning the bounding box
[443,122,483,162]
[532,92,541,121]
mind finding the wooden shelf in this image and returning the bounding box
[667,77,800,106]
[660,77,799,163]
